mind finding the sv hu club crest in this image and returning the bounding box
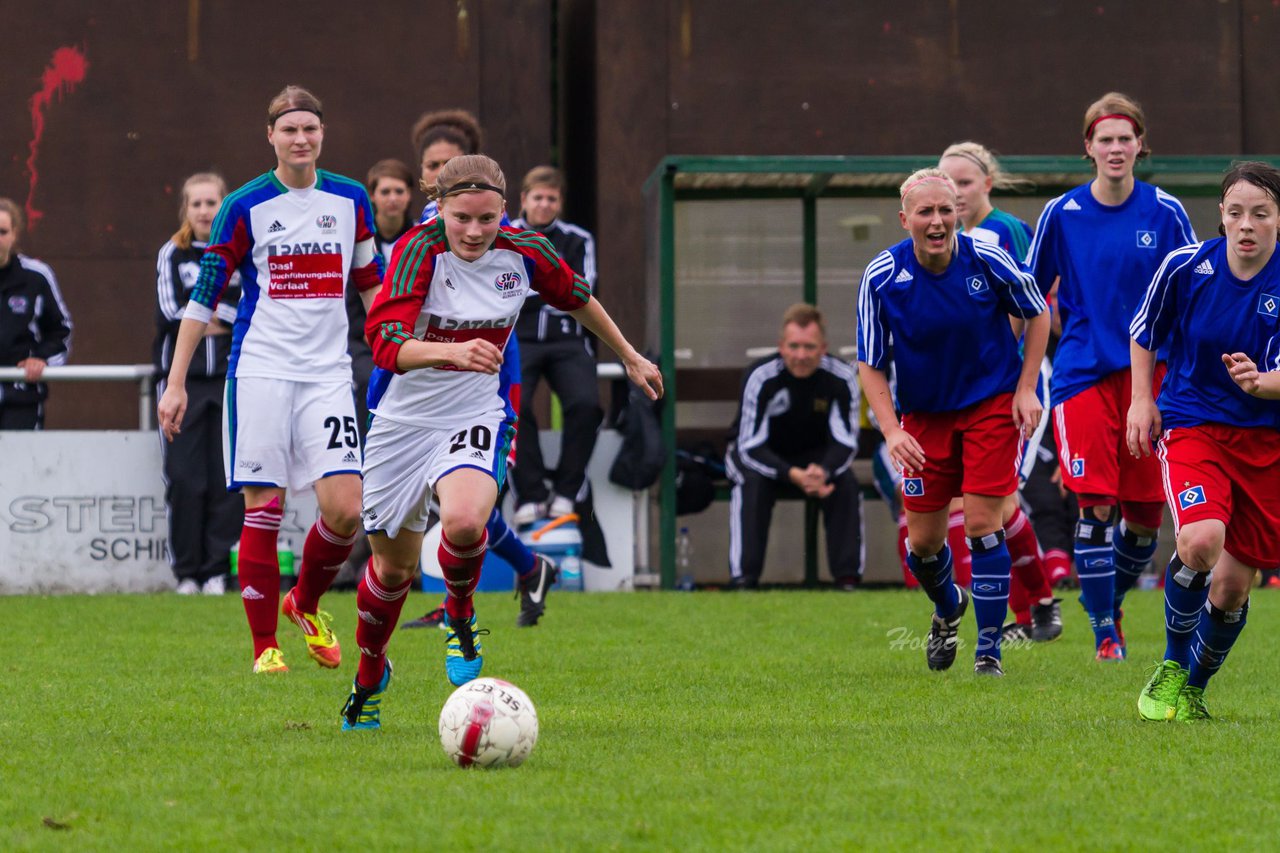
[494,271,522,292]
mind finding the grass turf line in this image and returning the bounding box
[2,589,1279,849]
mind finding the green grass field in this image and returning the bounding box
[4,587,1279,850]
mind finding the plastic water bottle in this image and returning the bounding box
[560,544,584,591]
[676,527,695,591]
[228,537,296,590]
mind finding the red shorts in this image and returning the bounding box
[1053,365,1166,503]
[900,393,1020,513]
[1158,424,1280,570]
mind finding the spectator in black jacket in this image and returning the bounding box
[0,198,72,429]
[154,174,243,594]
[509,166,602,524]
[726,303,863,589]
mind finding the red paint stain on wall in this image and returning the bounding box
[26,46,90,231]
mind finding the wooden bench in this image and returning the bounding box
[709,457,878,587]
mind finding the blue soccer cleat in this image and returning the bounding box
[341,659,392,731]
[445,612,489,686]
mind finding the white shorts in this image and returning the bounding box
[223,376,360,491]
[361,409,515,539]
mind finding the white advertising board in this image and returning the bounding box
[0,430,633,594]
[0,432,316,594]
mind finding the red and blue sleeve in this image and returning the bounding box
[366,225,440,373]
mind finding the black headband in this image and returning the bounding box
[951,150,989,175]
[271,106,323,123]
[442,181,504,197]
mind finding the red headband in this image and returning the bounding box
[1086,113,1140,139]
[900,175,954,198]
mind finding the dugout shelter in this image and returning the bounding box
[643,154,1277,589]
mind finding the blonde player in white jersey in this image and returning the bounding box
[158,85,383,675]
[340,154,662,731]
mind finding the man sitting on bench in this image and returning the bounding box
[725,303,863,589]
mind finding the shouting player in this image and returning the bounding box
[859,168,1049,677]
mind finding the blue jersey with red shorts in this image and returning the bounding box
[1027,181,1196,408]
[1133,239,1280,568]
[857,234,1047,415]
[1130,237,1280,430]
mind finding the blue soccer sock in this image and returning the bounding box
[906,543,961,620]
[1163,554,1209,668]
[1188,598,1248,690]
[1074,514,1120,647]
[1113,519,1157,611]
[967,530,1011,661]
[486,508,537,578]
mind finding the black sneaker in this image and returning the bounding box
[1031,597,1063,642]
[974,655,1004,677]
[926,586,970,671]
[516,554,558,627]
[1001,622,1034,643]
[401,603,448,631]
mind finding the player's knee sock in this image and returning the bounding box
[354,562,413,689]
[1043,548,1072,587]
[239,500,283,657]
[968,530,1011,660]
[1008,574,1031,625]
[947,510,972,587]
[1006,507,1051,604]
[1164,554,1210,668]
[1074,515,1119,647]
[486,508,536,578]
[1113,519,1157,611]
[292,517,358,613]
[1188,598,1248,691]
[440,529,488,621]
[906,543,960,620]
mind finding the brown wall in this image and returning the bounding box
[594,0,1280,350]
[2,0,551,428]
[9,1,1280,427]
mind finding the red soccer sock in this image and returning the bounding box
[440,529,488,621]
[1044,548,1072,587]
[947,511,972,587]
[239,499,284,658]
[291,517,358,614]
[355,561,413,689]
[1008,574,1032,625]
[1006,507,1052,603]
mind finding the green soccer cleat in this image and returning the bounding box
[1174,684,1211,722]
[445,612,490,686]
[342,660,392,731]
[1137,660,1188,721]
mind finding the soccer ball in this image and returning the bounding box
[438,677,539,768]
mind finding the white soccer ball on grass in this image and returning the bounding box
[438,677,539,768]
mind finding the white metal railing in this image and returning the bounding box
[0,362,632,431]
[0,364,157,429]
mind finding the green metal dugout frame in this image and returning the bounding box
[643,154,1280,590]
